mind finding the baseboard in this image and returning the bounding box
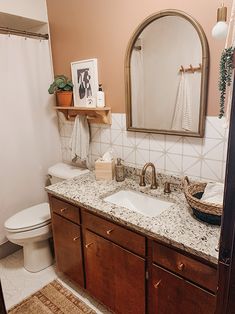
[0,241,20,259]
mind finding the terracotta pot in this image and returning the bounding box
[56,91,73,107]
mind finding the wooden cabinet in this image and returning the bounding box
[50,197,80,224]
[151,265,216,314]
[49,195,217,314]
[83,229,146,314]
[83,210,146,256]
[52,213,84,287]
[152,241,217,293]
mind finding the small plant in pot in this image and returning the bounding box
[48,75,74,107]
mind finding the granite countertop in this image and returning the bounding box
[46,172,220,265]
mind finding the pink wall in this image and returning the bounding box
[46,0,232,115]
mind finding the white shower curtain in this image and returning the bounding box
[130,42,145,127]
[0,35,61,244]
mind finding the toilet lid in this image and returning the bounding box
[5,203,51,232]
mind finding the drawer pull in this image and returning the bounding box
[85,242,94,248]
[60,208,67,213]
[153,280,161,289]
[73,236,80,241]
[177,262,185,271]
[106,229,114,235]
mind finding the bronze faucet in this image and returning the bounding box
[139,162,158,189]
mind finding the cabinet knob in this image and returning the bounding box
[85,242,94,248]
[153,280,161,289]
[73,236,80,241]
[177,262,185,271]
[106,229,114,235]
[60,208,67,213]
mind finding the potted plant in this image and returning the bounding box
[48,75,74,107]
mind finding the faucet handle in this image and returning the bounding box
[164,182,171,193]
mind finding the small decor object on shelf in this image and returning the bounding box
[48,75,73,107]
[219,46,235,118]
[96,84,105,108]
[71,58,98,108]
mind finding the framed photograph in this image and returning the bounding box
[71,58,98,107]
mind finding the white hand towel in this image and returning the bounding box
[201,182,224,205]
[70,115,90,162]
[171,73,193,131]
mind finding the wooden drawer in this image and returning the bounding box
[152,264,216,314]
[82,210,146,257]
[50,197,80,225]
[152,241,217,293]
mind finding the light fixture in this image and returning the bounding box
[212,4,228,39]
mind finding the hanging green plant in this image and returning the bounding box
[219,46,235,118]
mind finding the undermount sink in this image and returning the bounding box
[103,190,173,217]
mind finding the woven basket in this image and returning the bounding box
[183,176,222,224]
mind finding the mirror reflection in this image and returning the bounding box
[126,10,209,137]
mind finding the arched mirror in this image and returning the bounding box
[125,10,209,137]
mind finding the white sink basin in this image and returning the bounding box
[104,190,173,217]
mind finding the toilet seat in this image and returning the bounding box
[4,202,51,233]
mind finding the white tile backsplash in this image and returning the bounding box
[165,136,183,154]
[59,113,228,182]
[183,137,203,156]
[149,134,166,152]
[136,149,150,166]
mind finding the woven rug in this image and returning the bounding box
[8,280,96,314]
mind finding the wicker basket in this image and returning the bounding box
[183,176,222,225]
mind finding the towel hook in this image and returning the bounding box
[189,64,194,73]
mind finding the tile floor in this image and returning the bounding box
[0,249,110,313]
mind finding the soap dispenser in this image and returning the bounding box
[96,84,105,108]
[115,158,125,182]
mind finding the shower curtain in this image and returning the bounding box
[0,35,61,244]
[130,41,145,127]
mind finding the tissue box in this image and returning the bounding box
[95,160,115,180]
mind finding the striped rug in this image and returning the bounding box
[8,280,96,314]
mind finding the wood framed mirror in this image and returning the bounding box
[125,10,209,137]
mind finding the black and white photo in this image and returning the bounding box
[71,58,98,107]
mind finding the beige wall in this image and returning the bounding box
[46,0,232,115]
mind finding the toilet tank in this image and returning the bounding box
[48,163,89,184]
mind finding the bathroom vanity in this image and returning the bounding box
[46,172,219,314]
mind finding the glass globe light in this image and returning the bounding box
[212,5,228,39]
[212,21,228,39]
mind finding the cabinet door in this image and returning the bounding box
[52,213,84,287]
[152,264,216,314]
[84,229,146,314]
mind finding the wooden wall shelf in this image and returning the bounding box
[55,106,111,124]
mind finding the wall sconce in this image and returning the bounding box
[212,4,228,39]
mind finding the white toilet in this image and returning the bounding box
[4,163,89,273]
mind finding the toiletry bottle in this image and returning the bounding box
[97,84,105,108]
[115,158,125,182]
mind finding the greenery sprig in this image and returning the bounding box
[219,47,235,118]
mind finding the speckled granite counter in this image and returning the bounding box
[46,172,220,265]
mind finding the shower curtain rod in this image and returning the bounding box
[0,26,49,40]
